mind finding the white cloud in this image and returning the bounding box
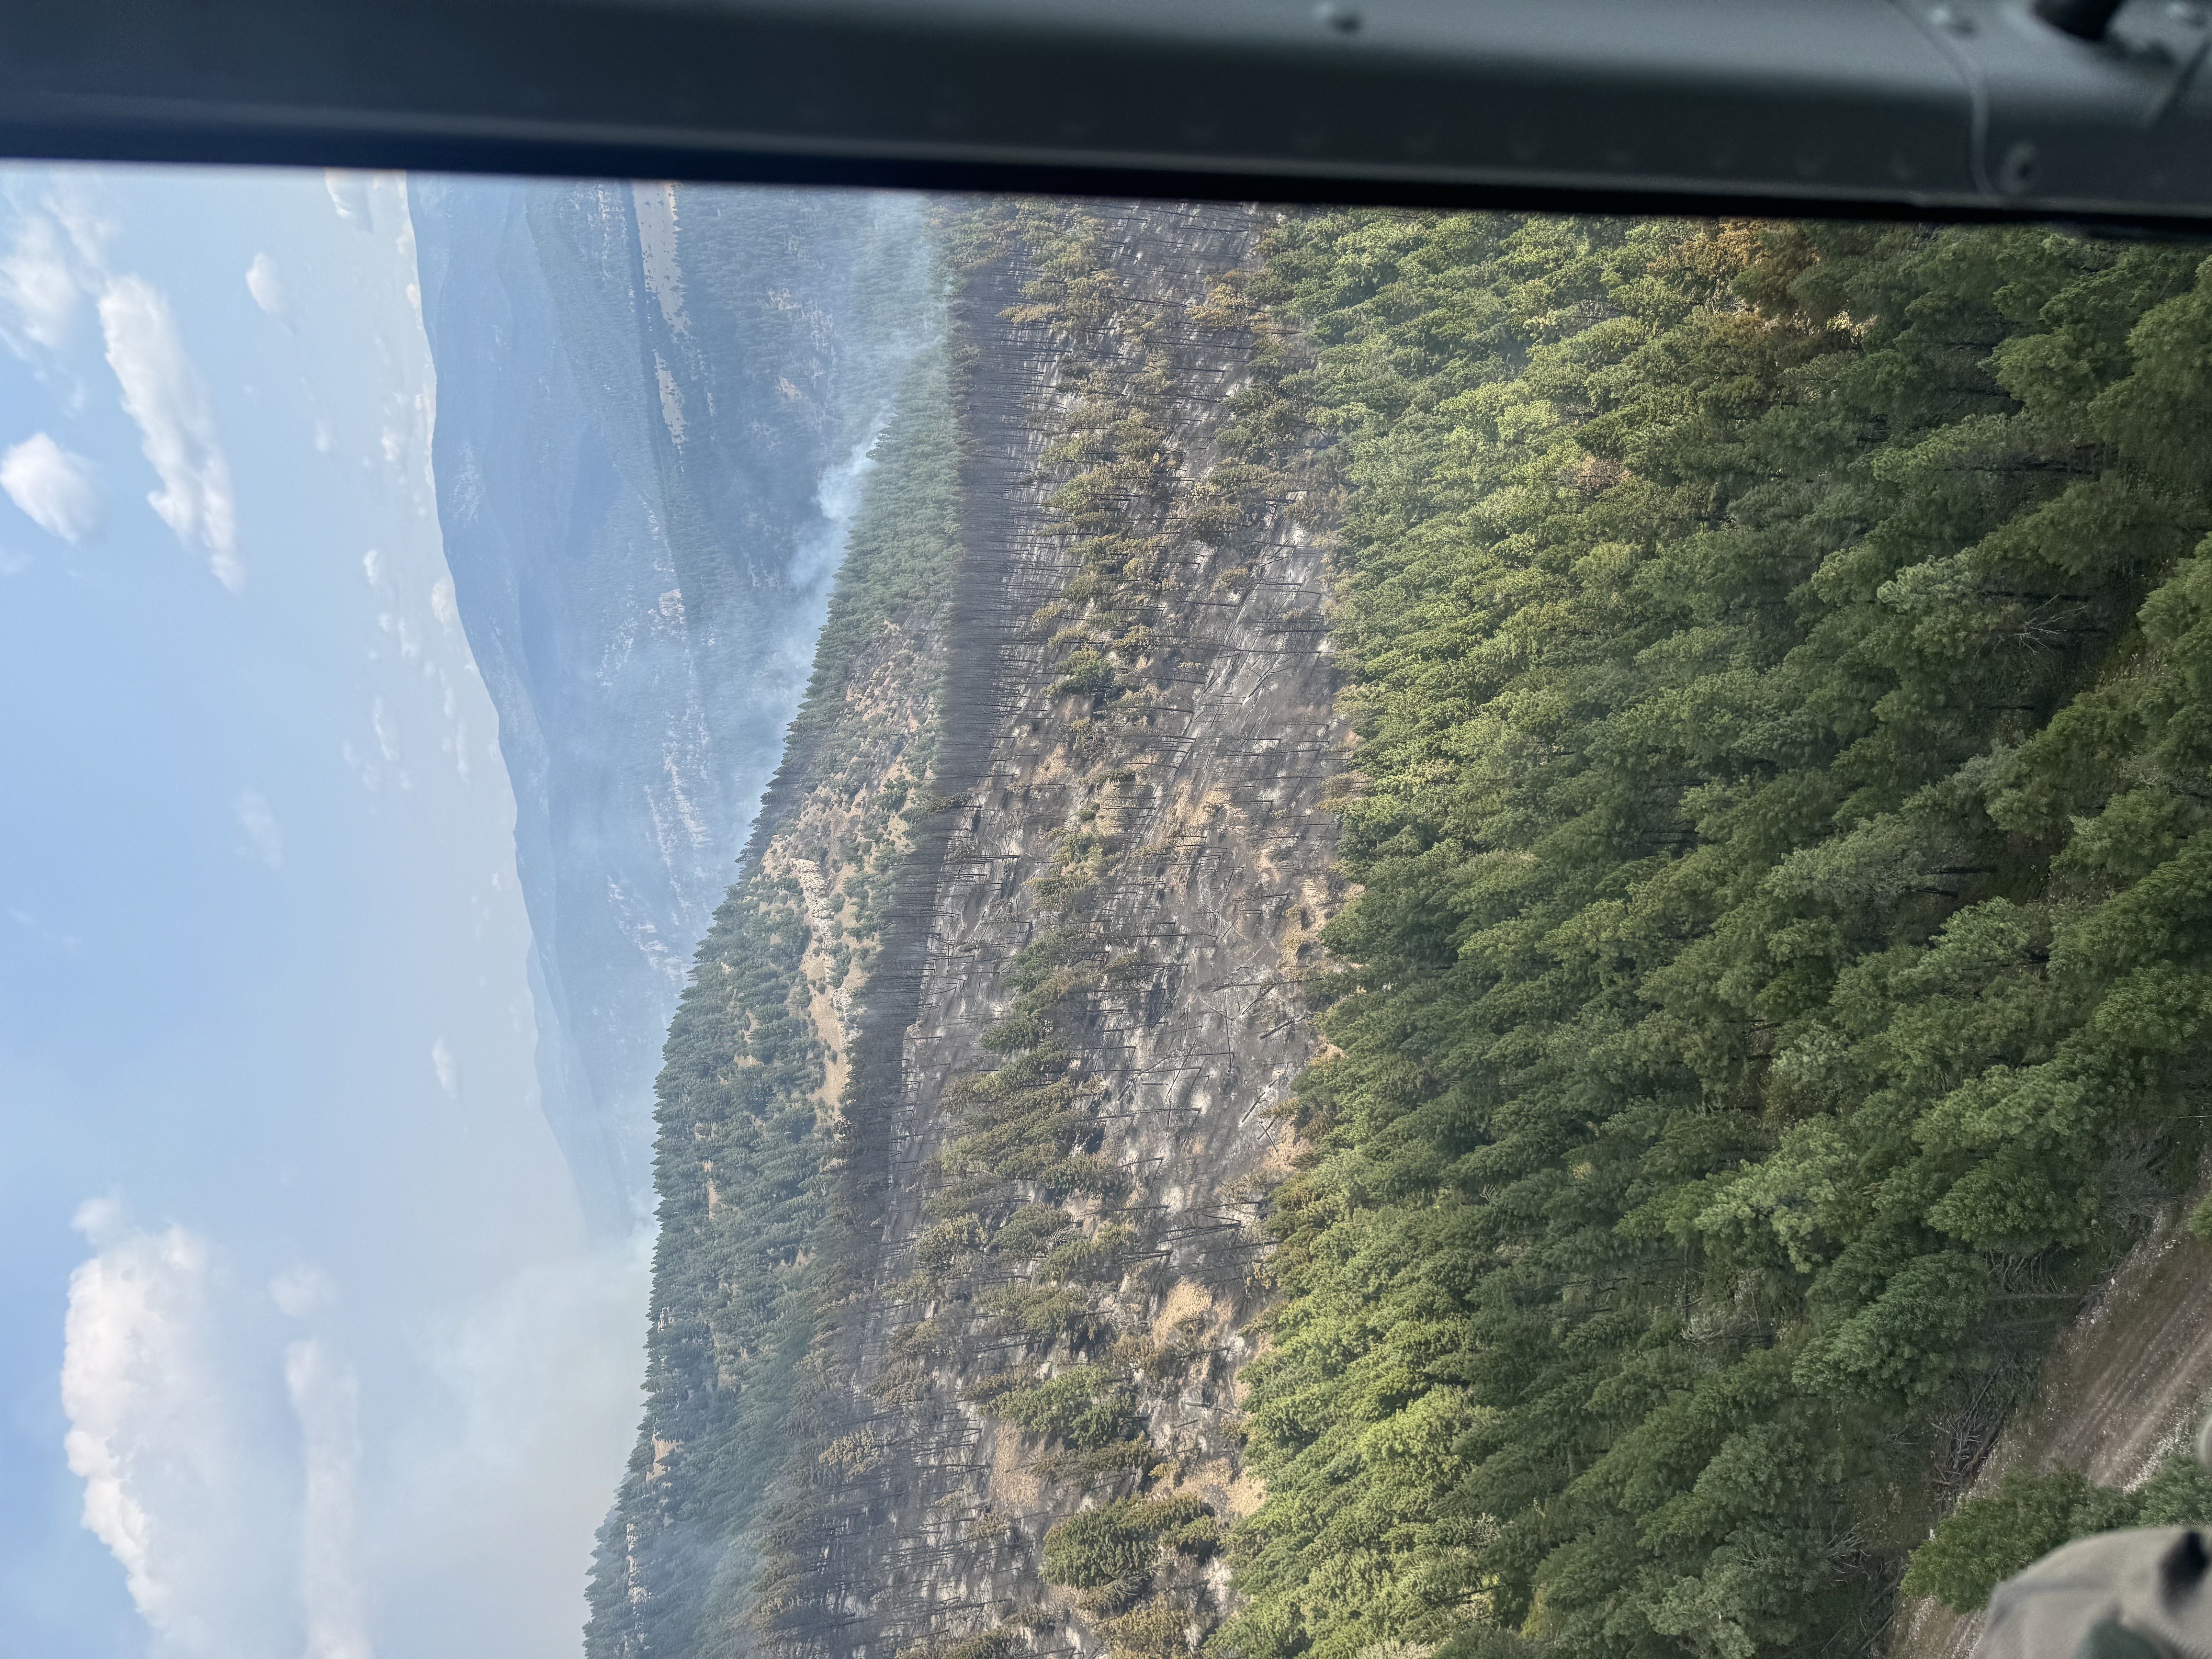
[98,275,242,591]
[46,175,117,274]
[65,1211,649,1659]
[60,1212,290,1657]
[324,171,369,225]
[62,1224,194,1626]
[0,211,81,354]
[73,1191,126,1247]
[285,1341,373,1659]
[431,1037,459,1098]
[244,252,286,319]
[232,789,283,869]
[429,578,456,629]
[0,432,103,543]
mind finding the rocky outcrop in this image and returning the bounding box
[790,199,1345,1659]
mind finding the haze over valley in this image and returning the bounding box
[414,178,933,1233]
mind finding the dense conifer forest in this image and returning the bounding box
[1219,213,2212,1659]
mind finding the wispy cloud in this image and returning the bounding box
[51,179,245,588]
[324,171,369,226]
[269,1264,336,1319]
[0,184,243,588]
[232,790,284,869]
[340,740,381,795]
[0,432,102,543]
[431,1037,459,1099]
[45,173,117,275]
[244,253,287,321]
[0,211,81,355]
[98,275,241,592]
[9,903,82,956]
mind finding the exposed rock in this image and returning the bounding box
[587,198,1348,1659]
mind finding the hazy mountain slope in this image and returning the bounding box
[412,179,931,1232]
[584,198,1342,1659]
[583,314,965,1659]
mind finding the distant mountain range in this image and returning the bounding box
[411,177,934,1233]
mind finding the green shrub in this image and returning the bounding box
[1042,1496,1210,1590]
[967,1365,1142,1449]
[992,1203,1073,1259]
[1906,1455,2212,1613]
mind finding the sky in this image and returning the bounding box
[0,164,648,1658]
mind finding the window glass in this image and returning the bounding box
[6,166,2211,1659]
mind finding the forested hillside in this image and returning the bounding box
[593,199,2212,1659]
[584,322,962,1656]
[586,197,1344,1659]
[1219,215,2212,1659]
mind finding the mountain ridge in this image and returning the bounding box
[414,179,933,1232]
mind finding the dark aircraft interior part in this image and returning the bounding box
[2033,0,2131,40]
[3,0,2212,225]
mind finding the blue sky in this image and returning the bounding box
[0,165,646,1658]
